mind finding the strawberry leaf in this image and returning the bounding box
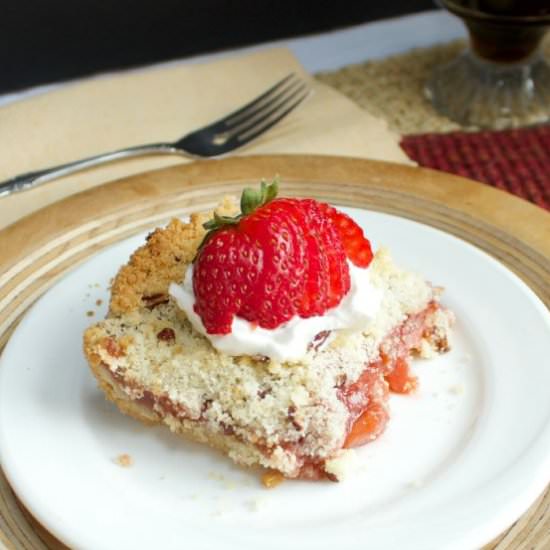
[241,179,279,215]
[195,179,280,261]
[203,212,241,230]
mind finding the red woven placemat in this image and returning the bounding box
[401,125,550,210]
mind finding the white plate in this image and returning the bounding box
[1,208,550,550]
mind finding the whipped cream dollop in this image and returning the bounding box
[169,262,383,363]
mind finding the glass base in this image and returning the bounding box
[426,51,550,129]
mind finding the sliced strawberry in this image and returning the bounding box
[303,201,351,309]
[318,203,373,268]
[193,229,262,334]
[293,199,332,317]
[238,198,308,328]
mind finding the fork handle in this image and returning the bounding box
[0,142,180,197]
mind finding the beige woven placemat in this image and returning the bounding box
[316,37,550,135]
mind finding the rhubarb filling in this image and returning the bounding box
[341,301,442,446]
[293,302,447,480]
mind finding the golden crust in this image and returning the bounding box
[108,216,203,315]
[109,197,238,315]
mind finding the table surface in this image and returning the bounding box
[0,11,465,107]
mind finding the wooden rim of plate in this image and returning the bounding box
[0,154,549,549]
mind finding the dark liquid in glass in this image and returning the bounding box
[443,0,550,62]
[456,1,550,17]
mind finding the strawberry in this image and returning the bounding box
[237,198,308,328]
[192,181,373,334]
[297,199,349,313]
[318,203,373,268]
[192,229,263,334]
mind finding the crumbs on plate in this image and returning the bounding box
[114,453,133,467]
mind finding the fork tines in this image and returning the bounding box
[221,74,310,145]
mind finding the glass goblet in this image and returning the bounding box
[426,1,550,129]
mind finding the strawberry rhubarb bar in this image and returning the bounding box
[84,182,453,482]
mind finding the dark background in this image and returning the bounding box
[1,1,435,94]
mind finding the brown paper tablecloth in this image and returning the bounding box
[0,48,411,230]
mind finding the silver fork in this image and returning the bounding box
[0,74,310,197]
